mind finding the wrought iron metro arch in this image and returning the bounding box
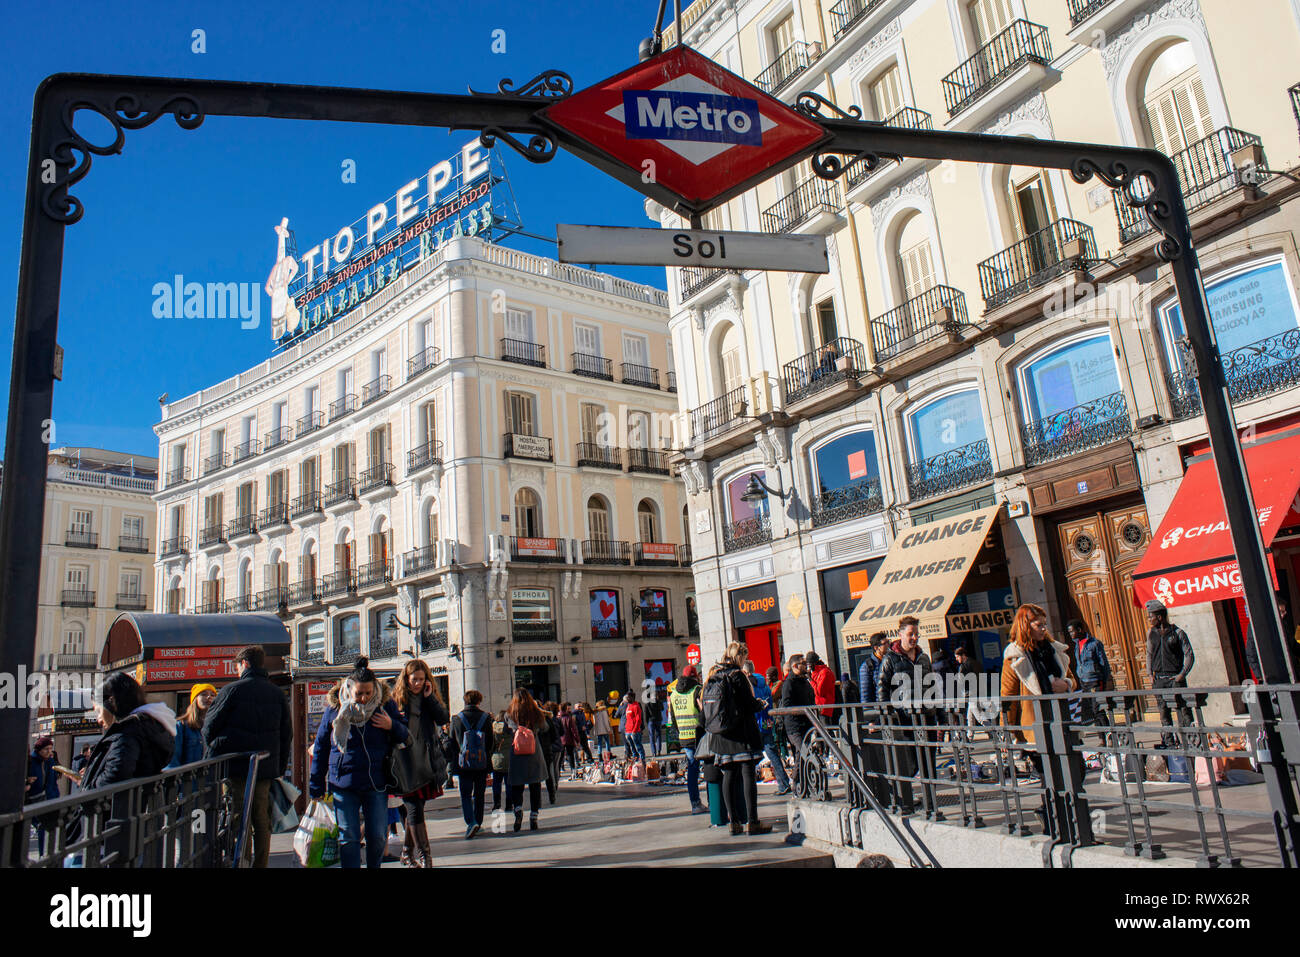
[2,69,1292,832]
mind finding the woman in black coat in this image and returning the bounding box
[390,659,448,867]
[706,643,771,836]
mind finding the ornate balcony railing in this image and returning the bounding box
[320,569,356,599]
[753,40,818,94]
[65,530,98,548]
[258,501,289,529]
[264,426,293,451]
[289,579,321,606]
[690,385,748,444]
[407,346,440,380]
[357,558,394,589]
[845,107,932,187]
[254,586,289,612]
[202,452,228,475]
[504,433,553,461]
[577,442,623,470]
[329,394,358,421]
[370,632,399,659]
[291,491,323,518]
[196,600,225,615]
[942,20,1051,118]
[722,514,772,552]
[1021,390,1131,467]
[905,439,993,501]
[1114,127,1265,244]
[977,219,1096,309]
[224,594,255,614]
[402,544,439,577]
[871,286,969,362]
[811,478,884,528]
[232,439,260,464]
[160,536,189,558]
[333,636,362,665]
[359,462,395,493]
[227,513,258,538]
[61,589,95,607]
[300,649,327,667]
[115,593,148,611]
[1166,327,1300,421]
[667,371,677,393]
[164,466,190,489]
[361,374,391,405]
[621,362,661,389]
[509,536,564,563]
[678,544,693,566]
[571,352,612,380]
[830,0,888,39]
[324,477,357,507]
[296,410,325,438]
[1066,0,1111,26]
[511,620,557,642]
[198,524,226,547]
[118,534,150,553]
[407,440,443,473]
[782,337,866,405]
[419,629,449,653]
[582,539,631,565]
[678,266,729,301]
[501,338,546,367]
[1291,82,1300,140]
[592,620,627,641]
[628,449,670,474]
[760,175,840,234]
[634,542,679,564]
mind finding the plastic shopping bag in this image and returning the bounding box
[293,798,340,868]
[268,777,302,834]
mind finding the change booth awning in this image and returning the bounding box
[841,504,1003,645]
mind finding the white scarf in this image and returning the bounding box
[331,678,381,753]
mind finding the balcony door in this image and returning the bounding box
[70,508,93,537]
[770,12,795,60]
[575,322,601,359]
[506,391,536,437]
[623,333,649,370]
[268,469,288,507]
[868,64,904,122]
[587,497,610,542]
[580,403,603,447]
[368,425,391,468]
[332,443,353,484]
[514,489,542,538]
[506,308,534,343]
[1142,43,1213,157]
[301,457,319,495]
[637,500,659,544]
[1009,169,1057,279]
[968,0,1013,49]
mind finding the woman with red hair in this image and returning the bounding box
[1000,604,1078,746]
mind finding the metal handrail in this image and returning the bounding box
[501,338,545,367]
[407,346,440,380]
[407,440,443,473]
[690,385,748,444]
[296,410,325,437]
[760,174,840,234]
[621,361,661,388]
[361,374,391,405]
[231,439,260,463]
[782,337,866,404]
[830,0,887,39]
[264,426,293,450]
[942,19,1051,117]
[329,394,357,420]
[977,219,1096,309]
[571,352,612,380]
[1067,0,1111,26]
[845,107,932,187]
[871,286,968,362]
[577,442,623,469]
[754,40,818,94]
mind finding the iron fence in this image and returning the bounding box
[753,40,818,95]
[227,513,258,538]
[871,285,968,362]
[678,265,729,301]
[572,352,612,380]
[164,466,190,489]
[621,361,661,389]
[978,219,1096,309]
[264,426,292,451]
[329,394,357,421]
[627,448,670,474]
[290,491,323,518]
[1066,0,1111,26]
[830,0,887,39]
[760,174,840,234]
[722,513,772,552]
[407,346,440,380]
[402,544,438,577]
[361,374,391,405]
[289,579,320,606]
[942,20,1052,118]
[231,439,259,464]
[324,477,357,507]
[160,536,189,558]
[356,558,393,588]
[65,529,97,548]
[258,501,289,529]
[690,385,748,444]
[811,477,884,527]
[783,337,866,405]
[1020,390,1131,467]
[359,461,394,493]
[577,442,623,470]
[203,452,228,475]
[118,534,150,553]
[1167,327,1300,420]
[199,523,226,547]
[407,440,443,473]
[296,410,324,438]
[501,338,545,367]
[905,438,992,500]
[582,539,631,565]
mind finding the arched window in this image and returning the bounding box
[370,604,399,657]
[1139,41,1213,156]
[62,623,85,656]
[335,529,354,575]
[637,499,660,543]
[1019,332,1121,425]
[811,430,880,496]
[300,538,318,584]
[515,488,542,538]
[681,504,690,544]
[894,210,935,304]
[586,495,611,541]
[299,621,325,661]
[716,323,744,396]
[201,565,223,612]
[906,389,988,464]
[335,614,361,660]
[725,471,770,524]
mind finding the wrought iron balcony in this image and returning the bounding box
[1291,82,1300,138]
[583,539,631,565]
[199,523,227,547]
[509,536,564,563]
[333,637,362,665]
[942,20,1051,118]
[361,374,391,405]
[577,442,623,470]
[296,410,325,438]
[264,427,293,451]
[407,440,443,473]
[118,534,150,553]
[196,600,225,615]
[634,541,679,564]
[258,501,289,529]
[419,629,449,653]
[678,266,730,301]
[225,594,255,613]
[1067,0,1112,26]
[324,477,357,507]
[370,632,399,660]
[760,175,839,234]
[754,40,819,95]
[592,620,627,641]
[61,589,95,607]
[300,649,327,667]
[782,337,866,405]
[402,544,439,577]
[1113,127,1265,244]
[291,491,323,518]
[722,514,772,553]
[621,362,661,389]
[160,536,189,558]
[329,394,358,421]
[689,385,748,444]
[811,478,884,528]
[871,286,969,363]
[678,544,693,566]
[845,107,932,187]
[906,439,993,501]
[289,579,321,606]
[571,352,612,380]
[203,451,228,475]
[320,569,356,599]
[357,558,393,589]
[500,338,546,367]
[977,219,1096,310]
[65,530,98,548]
[115,592,148,611]
[512,620,557,642]
[504,433,553,461]
[359,462,395,493]
[407,346,440,380]
[228,513,258,539]
[233,439,261,464]
[667,371,677,393]
[627,449,670,475]
[165,466,190,489]
[830,0,888,39]
[1166,327,1300,421]
[53,653,98,670]
[1021,390,1131,467]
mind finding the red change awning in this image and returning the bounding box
[1133,434,1300,609]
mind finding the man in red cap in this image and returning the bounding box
[668,664,707,813]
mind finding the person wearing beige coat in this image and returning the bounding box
[1000,604,1080,746]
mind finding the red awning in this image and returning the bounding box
[1133,434,1300,609]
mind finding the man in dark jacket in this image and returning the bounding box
[857,633,888,706]
[1144,600,1195,746]
[1067,619,1112,725]
[777,654,816,753]
[203,645,291,868]
[875,616,934,815]
[26,736,61,856]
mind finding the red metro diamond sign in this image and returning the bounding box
[539,45,828,213]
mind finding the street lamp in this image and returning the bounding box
[740,473,790,503]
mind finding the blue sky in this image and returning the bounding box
[0,0,669,458]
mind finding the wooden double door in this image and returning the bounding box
[1055,505,1153,692]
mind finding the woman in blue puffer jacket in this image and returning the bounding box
[309,657,408,868]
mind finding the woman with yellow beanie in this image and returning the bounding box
[166,683,217,768]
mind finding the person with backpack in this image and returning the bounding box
[490,709,512,813]
[743,660,790,795]
[391,659,449,866]
[505,689,550,831]
[703,642,772,835]
[451,689,492,839]
[621,693,646,763]
[668,664,707,814]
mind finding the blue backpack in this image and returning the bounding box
[460,711,489,771]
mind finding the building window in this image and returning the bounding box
[423,595,448,636]
[511,588,554,640]
[967,0,1014,49]
[70,509,93,535]
[1007,168,1056,241]
[637,500,660,543]
[300,621,325,659]
[590,588,621,638]
[640,588,669,638]
[62,624,85,656]
[907,389,988,463]
[119,569,142,597]
[65,564,89,590]
[717,323,744,396]
[122,514,143,539]
[514,488,542,538]
[586,496,611,541]
[505,391,536,436]
[367,425,391,468]
[868,64,904,121]
[627,411,651,449]
[1019,333,1120,423]
[580,403,604,446]
[506,307,535,342]
[686,590,699,637]
[1141,41,1213,156]
[814,298,838,346]
[769,11,795,58]
[725,471,770,524]
[301,456,319,494]
[336,614,361,657]
[236,481,256,518]
[267,469,288,506]
[811,430,880,497]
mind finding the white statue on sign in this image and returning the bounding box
[266,217,301,340]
